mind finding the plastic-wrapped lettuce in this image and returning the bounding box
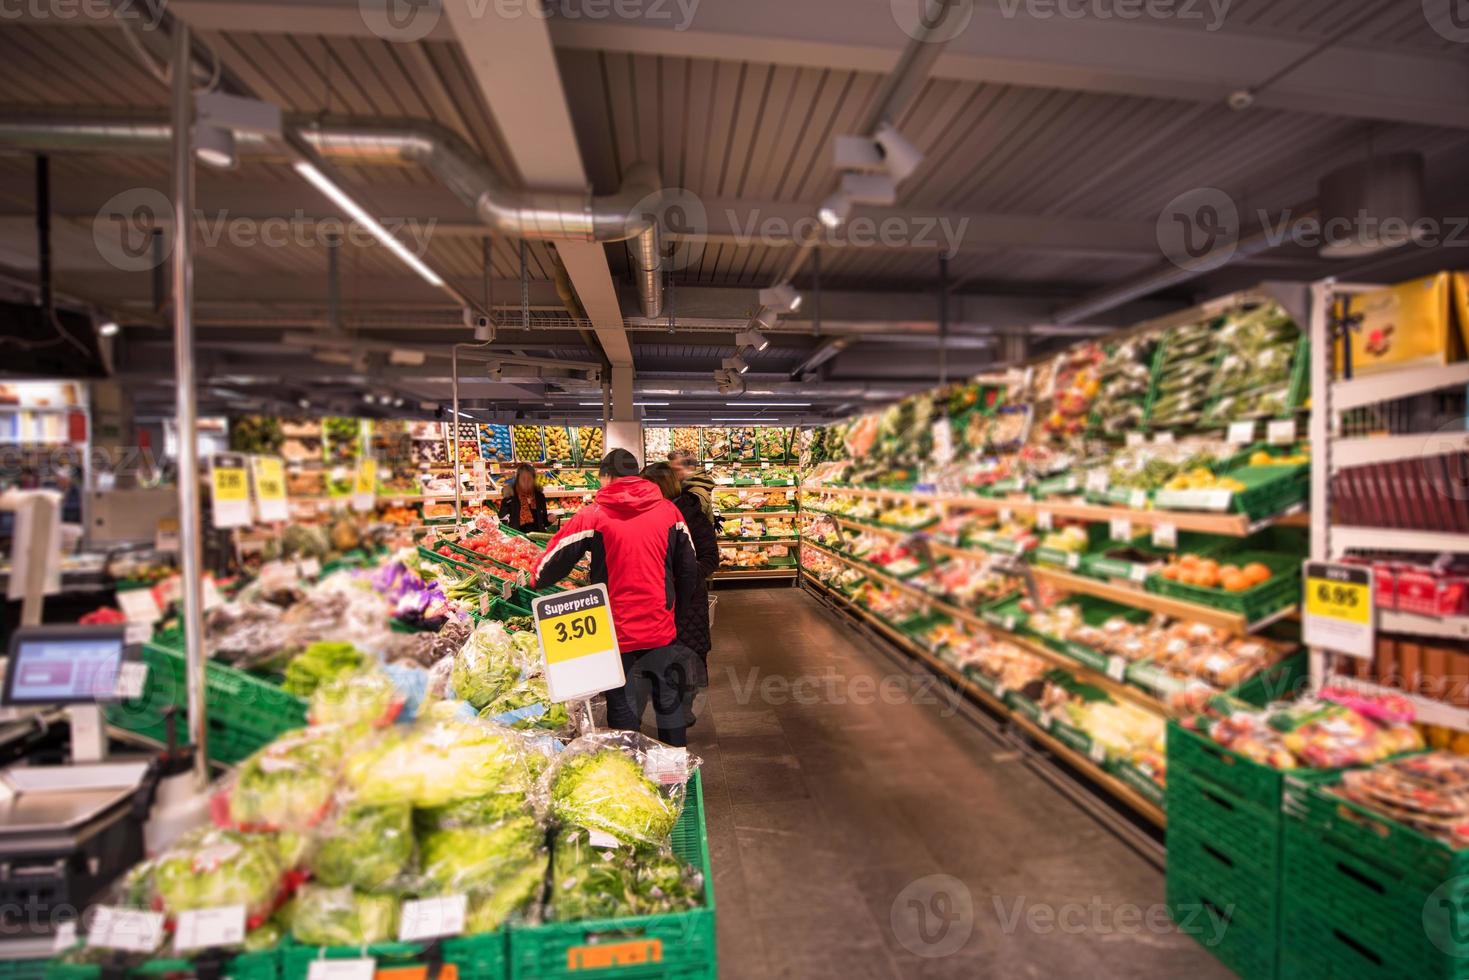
[309,670,402,728]
[464,855,548,934]
[343,717,538,808]
[152,828,286,921]
[283,641,367,697]
[228,727,345,830]
[311,803,414,891]
[290,885,398,946]
[548,829,702,922]
[478,675,569,733]
[414,791,529,833]
[451,621,533,709]
[544,732,696,847]
[418,816,548,933]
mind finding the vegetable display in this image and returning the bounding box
[546,739,683,846]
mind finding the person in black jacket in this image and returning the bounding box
[498,463,551,533]
[643,462,718,703]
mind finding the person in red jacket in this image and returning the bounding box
[533,448,701,745]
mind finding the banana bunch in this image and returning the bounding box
[1163,467,1244,493]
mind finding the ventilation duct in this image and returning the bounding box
[1317,151,1427,259]
[0,110,665,318]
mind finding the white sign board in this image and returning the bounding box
[533,584,625,701]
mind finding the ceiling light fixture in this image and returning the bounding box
[195,123,237,169]
[818,191,853,230]
[758,283,802,314]
[872,122,924,182]
[97,320,120,337]
[722,354,750,375]
[735,327,770,352]
[298,398,311,410]
[293,161,446,288]
[840,172,898,207]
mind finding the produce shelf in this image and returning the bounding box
[715,537,799,546]
[801,485,1303,536]
[1377,609,1469,640]
[1331,526,1469,554]
[1030,566,1294,635]
[1315,674,1469,733]
[1330,360,1469,411]
[802,574,1166,828]
[801,540,1167,716]
[713,567,798,580]
[715,510,800,518]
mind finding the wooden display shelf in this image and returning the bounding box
[1028,566,1294,635]
[717,510,800,518]
[717,537,799,546]
[714,567,797,580]
[802,574,1166,828]
[802,484,1302,537]
[800,540,1166,716]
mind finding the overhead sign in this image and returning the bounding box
[533,584,624,701]
[1303,561,1374,660]
[210,454,252,528]
[250,455,288,523]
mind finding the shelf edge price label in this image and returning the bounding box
[250,455,289,523]
[533,583,624,701]
[398,895,467,942]
[1227,421,1256,445]
[307,959,376,980]
[174,905,245,954]
[1303,561,1374,660]
[1267,419,1297,445]
[1152,522,1178,550]
[87,907,164,953]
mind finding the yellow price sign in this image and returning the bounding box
[354,458,378,496]
[253,457,286,501]
[533,585,624,699]
[212,466,248,502]
[1303,561,1374,659]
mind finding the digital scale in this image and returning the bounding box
[0,625,155,954]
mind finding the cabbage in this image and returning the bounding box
[344,719,534,807]
[229,728,343,829]
[312,804,414,890]
[152,829,284,919]
[290,885,398,946]
[310,670,399,727]
[549,750,678,846]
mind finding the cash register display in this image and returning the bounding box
[3,627,127,705]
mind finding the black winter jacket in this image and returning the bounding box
[673,490,719,661]
[498,487,551,533]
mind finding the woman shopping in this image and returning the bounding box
[499,462,551,533]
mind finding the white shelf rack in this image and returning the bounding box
[1308,276,1469,731]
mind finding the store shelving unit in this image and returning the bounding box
[1307,277,1469,731]
[712,478,801,582]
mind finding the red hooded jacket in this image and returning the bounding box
[532,477,700,652]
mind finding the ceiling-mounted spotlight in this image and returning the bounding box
[195,123,237,169]
[393,397,405,408]
[722,354,750,375]
[872,122,924,182]
[363,393,377,404]
[758,283,802,314]
[735,326,770,352]
[715,368,746,395]
[464,308,496,341]
[298,398,311,410]
[818,191,853,230]
[97,320,120,337]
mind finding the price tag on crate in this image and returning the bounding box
[399,895,467,942]
[114,661,149,699]
[1036,511,1053,531]
[1152,431,1175,445]
[999,508,1013,524]
[1088,742,1107,765]
[117,588,161,625]
[1106,656,1128,682]
[1125,432,1146,448]
[1109,518,1132,542]
[1227,421,1256,445]
[1267,419,1297,445]
[307,959,376,980]
[1152,522,1177,550]
[533,584,624,701]
[53,921,76,953]
[87,907,164,953]
[1085,470,1109,493]
[174,905,245,954]
[1303,561,1374,659]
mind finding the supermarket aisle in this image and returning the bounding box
[688,587,1233,980]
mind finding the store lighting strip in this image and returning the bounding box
[727,402,811,407]
[293,162,445,288]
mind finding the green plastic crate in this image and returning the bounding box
[1,959,48,980]
[1280,822,1469,978]
[1168,773,1282,887]
[1229,651,1309,708]
[48,948,277,980]
[1148,550,1301,624]
[105,642,306,765]
[281,930,505,980]
[1167,868,1279,980]
[1167,720,1292,812]
[507,772,715,980]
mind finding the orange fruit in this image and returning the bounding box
[1179,554,1200,569]
[1198,559,1220,577]
[1222,571,1249,592]
[1219,564,1240,579]
[1243,562,1272,585]
[1195,568,1220,589]
[1161,566,1180,581]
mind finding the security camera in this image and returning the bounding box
[463,308,495,341]
[1227,89,1255,111]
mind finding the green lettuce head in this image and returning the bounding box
[290,886,398,946]
[310,670,399,727]
[152,829,284,919]
[344,718,534,807]
[229,727,344,830]
[311,804,414,890]
[549,750,677,846]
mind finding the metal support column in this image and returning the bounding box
[1307,277,1333,693]
[938,254,949,386]
[170,21,208,785]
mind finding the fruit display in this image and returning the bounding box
[671,427,698,455]
[230,415,285,455]
[377,504,417,526]
[1037,344,1103,444]
[453,423,481,467]
[1092,440,1230,498]
[512,426,545,462]
[1158,553,1273,592]
[413,438,448,466]
[716,488,794,512]
[478,424,513,463]
[720,544,774,568]
[877,502,940,531]
[324,417,362,462]
[575,426,603,462]
[756,427,791,461]
[1161,468,1244,494]
[1332,752,1469,848]
[702,428,731,461]
[1203,303,1300,427]
[544,426,574,462]
[1038,525,1089,554]
[913,558,1017,608]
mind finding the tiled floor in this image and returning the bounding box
[687,586,1236,980]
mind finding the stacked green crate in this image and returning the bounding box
[1280,771,1469,979]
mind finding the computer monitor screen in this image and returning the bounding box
[3,626,128,705]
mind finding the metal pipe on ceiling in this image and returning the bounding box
[0,109,666,321]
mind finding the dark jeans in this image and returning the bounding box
[604,643,699,747]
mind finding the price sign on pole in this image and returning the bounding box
[250,456,289,523]
[352,458,378,513]
[533,584,624,701]
[209,454,252,528]
[1303,561,1374,659]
